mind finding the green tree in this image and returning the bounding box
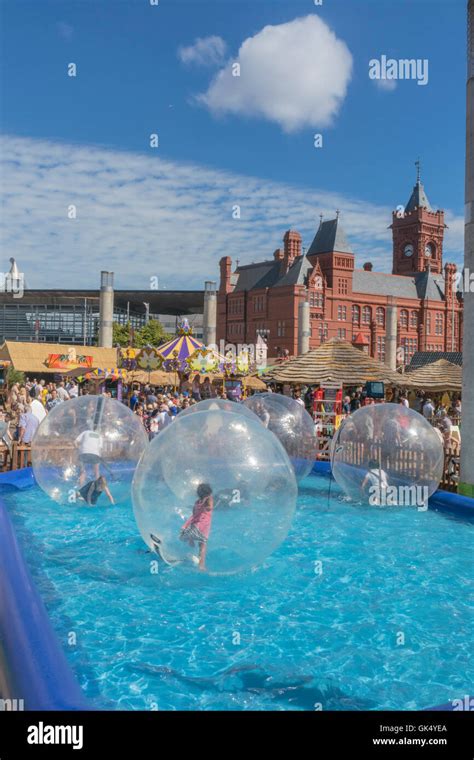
[135,320,171,348]
[6,366,25,387]
[112,321,132,347]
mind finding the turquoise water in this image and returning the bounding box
[3,475,473,711]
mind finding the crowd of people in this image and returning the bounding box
[128,378,230,439]
[0,376,240,454]
[0,375,462,471]
[0,379,80,450]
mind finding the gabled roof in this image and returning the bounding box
[352,270,445,302]
[232,261,278,292]
[275,255,313,287]
[415,270,445,301]
[405,180,432,213]
[307,217,353,256]
[353,332,369,345]
[233,254,315,292]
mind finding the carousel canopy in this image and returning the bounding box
[266,339,403,386]
[157,319,239,375]
[158,333,203,364]
[403,359,462,392]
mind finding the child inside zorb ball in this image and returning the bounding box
[331,403,444,508]
[31,395,148,506]
[133,409,298,575]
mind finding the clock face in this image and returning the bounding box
[404,244,414,258]
[425,243,434,258]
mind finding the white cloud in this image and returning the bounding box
[56,22,74,41]
[373,77,397,92]
[0,135,463,290]
[178,36,227,67]
[196,15,353,133]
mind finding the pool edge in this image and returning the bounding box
[1,466,472,712]
[0,492,90,710]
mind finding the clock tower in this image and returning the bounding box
[391,162,445,275]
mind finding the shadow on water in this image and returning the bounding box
[127,662,377,711]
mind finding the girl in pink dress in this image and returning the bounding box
[180,483,214,571]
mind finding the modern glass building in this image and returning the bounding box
[0,290,204,345]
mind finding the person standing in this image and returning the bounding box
[157,403,172,431]
[293,389,305,408]
[179,483,214,571]
[423,398,435,421]
[67,380,79,398]
[46,389,62,412]
[18,404,40,445]
[129,388,139,411]
[180,375,192,395]
[201,377,213,399]
[191,375,202,401]
[438,410,453,446]
[350,393,361,412]
[28,387,47,424]
[56,382,70,402]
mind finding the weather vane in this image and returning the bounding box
[415,158,421,183]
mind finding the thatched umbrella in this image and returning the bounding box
[403,359,462,392]
[127,369,178,386]
[267,339,403,386]
[243,374,267,391]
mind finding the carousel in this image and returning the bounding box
[119,319,265,397]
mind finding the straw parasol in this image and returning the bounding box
[243,374,267,391]
[127,369,178,386]
[403,359,462,392]
[267,339,403,386]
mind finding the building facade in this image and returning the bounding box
[217,174,463,365]
[0,267,204,346]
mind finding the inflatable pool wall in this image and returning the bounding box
[0,488,89,710]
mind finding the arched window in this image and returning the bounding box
[352,305,360,325]
[426,312,431,334]
[435,312,444,335]
[400,309,409,328]
[376,307,385,327]
[410,311,418,328]
[362,306,371,325]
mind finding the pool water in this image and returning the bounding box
[3,475,473,711]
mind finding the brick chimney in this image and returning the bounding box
[282,230,301,273]
[219,256,233,294]
[444,262,457,302]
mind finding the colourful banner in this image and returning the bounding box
[135,348,163,371]
[45,352,94,370]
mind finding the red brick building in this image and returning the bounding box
[217,173,463,365]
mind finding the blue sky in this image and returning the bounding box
[0,0,467,288]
